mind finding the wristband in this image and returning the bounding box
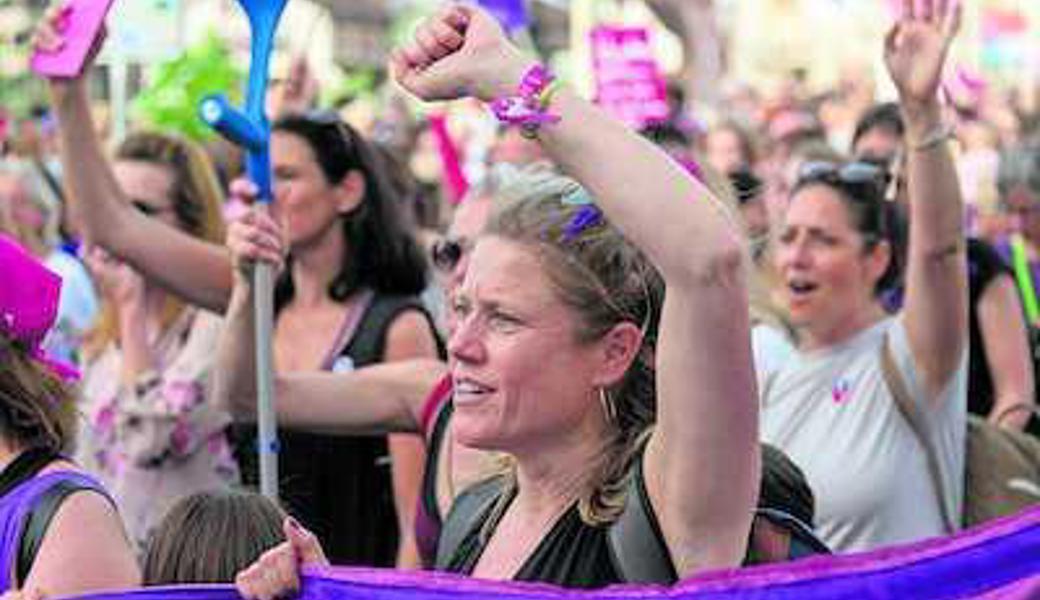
[909,123,955,152]
[490,64,561,139]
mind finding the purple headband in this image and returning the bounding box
[0,234,79,381]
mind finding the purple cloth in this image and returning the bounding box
[477,0,528,32]
[58,508,1040,599]
[0,471,107,592]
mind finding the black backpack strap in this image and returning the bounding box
[421,401,455,528]
[607,454,677,584]
[608,444,829,580]
[435,476,506,571]
[16,477,109,585]
[0,448,57,498]
[345,295,445,367]
[745,508,830,566]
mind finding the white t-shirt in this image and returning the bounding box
[757,317,966,553]
[752,323,796,376]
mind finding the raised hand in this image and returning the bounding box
[390,4,531,103]
[225,179,286,279]
[82,245,145,309]
[271,55,320,118]
[884,0,962,109]
[31,1,106,85]
[235,517,328,600]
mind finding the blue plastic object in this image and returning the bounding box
[199,0,289,502]
[199,0,288,205]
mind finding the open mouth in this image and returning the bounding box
[787,278,819,298]
[453,377,496,404]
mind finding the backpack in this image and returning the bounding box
[881,336,1040,529]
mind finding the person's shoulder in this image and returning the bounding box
[967,237,1011,273]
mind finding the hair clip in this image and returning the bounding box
[562,204,603,242]
[561,186,594,206]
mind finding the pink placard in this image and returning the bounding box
[30,0,115,78]
[590,25,668,129]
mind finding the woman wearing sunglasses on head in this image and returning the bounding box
[34,3,441,568]
[223,113,441,570]
[759,0,968,553]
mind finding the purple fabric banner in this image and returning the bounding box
[477,0,529,33]
[61,508,1040,600]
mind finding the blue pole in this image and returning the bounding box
[199,0,289,501]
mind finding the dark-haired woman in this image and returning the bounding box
[226,114,440,568]
[35,6,440,567]
[760,0,967,552]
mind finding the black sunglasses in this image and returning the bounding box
[795,161,886,194]
[279,110,362,169]
[794,161,888,205]
[795,161,891,241]
[431,237,473,273]
[303,110,357,148]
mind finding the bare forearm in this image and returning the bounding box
[214,279,260,416]
[538,89,743,282]
[903,102,965,257]
[48,83,233,312]
[901,101,968,386]
[49,81,127,249]
[268,362,443,435]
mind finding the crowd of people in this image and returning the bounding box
[0,0,1038,598]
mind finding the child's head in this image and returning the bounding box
[143,490,286,585]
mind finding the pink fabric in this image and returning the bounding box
[0,234,79,379]
[428,114,469,205]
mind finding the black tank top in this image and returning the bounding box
[439,476,633,588]
[234,294,437,566]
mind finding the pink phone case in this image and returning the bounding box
[30,0,116,78]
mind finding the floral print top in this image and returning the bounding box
[76,308,239,552]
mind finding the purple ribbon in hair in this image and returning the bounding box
[56,508,1040,600]
[560,186,603,242]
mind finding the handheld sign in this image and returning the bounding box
[30,0,116,78]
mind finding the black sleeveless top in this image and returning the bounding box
[431,404,828,586]
[438,477,637,588]
[234,294,439,566]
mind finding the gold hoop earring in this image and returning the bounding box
[599,387,618,425]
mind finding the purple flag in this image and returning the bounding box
[59,508,1040,600]
[477,0,529,32]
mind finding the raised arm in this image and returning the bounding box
[886,0,968,397]
[34,6,233,312]
[393,4,758,576]
[213,208,445,435]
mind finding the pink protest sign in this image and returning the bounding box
[589,25,668,129]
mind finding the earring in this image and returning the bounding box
[599,387,618,425]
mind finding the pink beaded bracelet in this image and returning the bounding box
[490,64,561,139]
